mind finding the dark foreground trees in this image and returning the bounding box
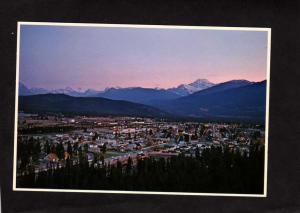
[17,144,264,194]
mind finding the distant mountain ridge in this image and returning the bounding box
[19,78,216,98]
[19,82,33,96]
[95,87,181,105]
[179,79,253,98]
[19,83,98,97]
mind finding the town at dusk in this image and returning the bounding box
[15,23,270,195]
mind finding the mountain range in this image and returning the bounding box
[19,79,215,98]
[18,79,267,122]
[19,83,99,97]
[153,80,266,121]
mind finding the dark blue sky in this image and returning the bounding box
[19,24,268,90]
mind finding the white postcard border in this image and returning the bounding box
[13,21,271,197]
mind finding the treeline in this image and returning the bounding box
[17,136,41,172]
[17,144,264,194]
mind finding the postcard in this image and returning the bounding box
[13,22,271,197]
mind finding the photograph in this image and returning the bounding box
[13,22,271,196]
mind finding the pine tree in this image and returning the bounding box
[101,143,107,154]
[67,141,73,156]
[44,141,51,154]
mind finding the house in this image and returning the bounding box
[45,153,59,162]
[87,153,95,162]
[178,140,186,147]
[64,151,70,160]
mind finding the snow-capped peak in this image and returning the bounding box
[190,79,212,87]
[168,79,215,96]
[104,86,122,92]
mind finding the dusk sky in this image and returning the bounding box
[19,25,268,90]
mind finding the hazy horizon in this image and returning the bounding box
[20,78,267,92]
[19,25,268,90]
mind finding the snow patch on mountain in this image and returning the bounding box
[167,79,215,96]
